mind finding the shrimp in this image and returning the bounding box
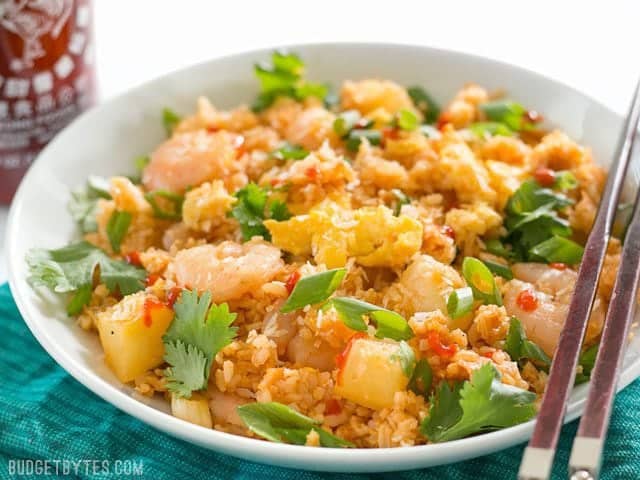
[142,130,245,193]
[284,106,337,151]
[170,239,284,303]
[503,263,605,356]
[262,301,299,356]
[286,329,342,371]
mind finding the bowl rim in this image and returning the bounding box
[5,41,638,472]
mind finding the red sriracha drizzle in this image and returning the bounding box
[142,298,165,327]
[234,135,246,158]
[124,251,142,267]
[549,262,567,271]
[166,287,183,308]
[285,271,301,294]
[325,398,342,415]
[516,288,538,312]
[534,167,556,187]
[335,333,368,385]
[427,331,458,358]
[441,225,456,240]
[305,166,319,180]
[145,273,161,287]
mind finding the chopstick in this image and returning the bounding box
[518,79,640,480]
[568,181,640,478]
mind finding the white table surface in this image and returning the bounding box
[2,0,640,284]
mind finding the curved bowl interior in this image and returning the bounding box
[6,43,640,473]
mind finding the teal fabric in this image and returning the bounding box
[0,283,638,479]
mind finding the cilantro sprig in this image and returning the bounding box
[68,176,112,234]
[163,290,238,398]
[237,402,353,447]
[420,364,536,442]
[252,51,329,112]
[492,178,584,264]
[504,317,551,369]
[229,183,291,241]
[26,241,146,315]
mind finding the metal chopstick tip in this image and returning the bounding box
[570,471,595,480]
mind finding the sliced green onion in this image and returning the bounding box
[407,86,440,124]
[391,189,410,216]
[345,129,382,152]
[87,175,111,199]
[396,109,419,131]
[390,341,416,378]
[553,171,578,191]
[504,317,550,368]
[529,235,584,265]
[326,297,413,341]
[66,283,93,316]
[447,287,474,319]
[144,190,184,221]
[575,343,599,384]
[481,260,513,280]
[469,122,514,138]
[462,257,502,306]
[271,143,309,161]
[408,358,433,395]
[419,124,440,138]
[484,239,512,259]
[479,100,529,131]
[333,110,362,137]
[106,210,132,253]
[280,269,346,313]
[162,108,182,136]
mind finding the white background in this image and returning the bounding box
[1,0,640,282]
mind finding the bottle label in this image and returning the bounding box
[0,0,94,175]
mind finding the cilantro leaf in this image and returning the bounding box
[230,183,291,241]
[421,364,536,442]
[164,340,209,398]
[68,176,112,234]
[504,317,551,369]
[163,290,238,397]
[162,108,182,136]
[252,51,327,112]
[237,402,353,447]
[106,210,132,253]
[26,241,146,313]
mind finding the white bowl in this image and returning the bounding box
[6,43,640,473]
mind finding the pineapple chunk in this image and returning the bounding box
[334,337,411,409]
[171,393,212,428]
[96,292,174,383]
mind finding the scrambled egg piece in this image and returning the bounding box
[264,201,423,268]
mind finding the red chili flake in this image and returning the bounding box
[142,298,165,327]
[305,166,319,180]
[549,262,567,271]
[441,225,456,240]
[516,288,539,312]
[481,350,495,359]
[145,273,161,287]
[525,110,543,123]
[234,135,246,158]
[124,251,142,267]
[206,126,219,133]
[534,167,556,187]
[382,126,400,141]
[325,398,342,416]
[436,112,452,131]
[427,331,458,359]
[166,287,183,307]
[285,270,301,294]
[335,333,368,385]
